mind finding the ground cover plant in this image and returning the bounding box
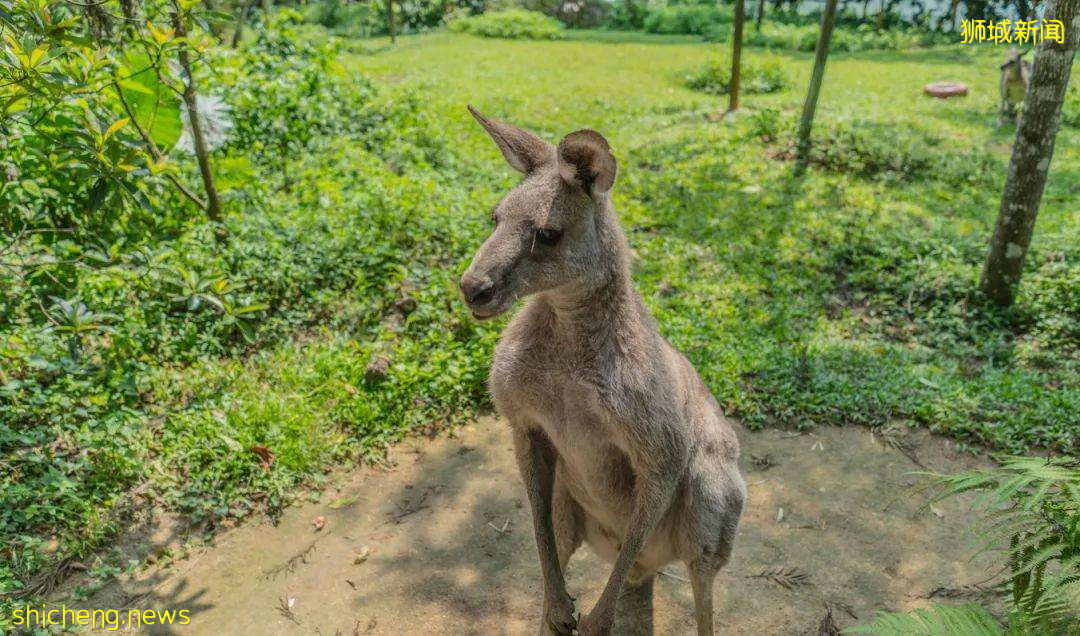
[2,7,1078,632]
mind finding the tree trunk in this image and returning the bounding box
[793,0,838,177]
[231,0,254,47]
[85,3,113,42]
[172,5,223,225]
[119,0,140,23]
[729,0,745,112]
[979,0,1078,306]
[755,0,765,30]
[386,0,397,43]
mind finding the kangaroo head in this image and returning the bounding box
[460,106,618,320]
[1000,47,1026,71]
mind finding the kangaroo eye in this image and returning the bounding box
[535,228,563,246]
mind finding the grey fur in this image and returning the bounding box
[460,106,746,636]
[1000,47,1032,120]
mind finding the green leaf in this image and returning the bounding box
[87,178,108,213]
[104,117,130,142]
[21,179,41,196]
[843,603,1003,636]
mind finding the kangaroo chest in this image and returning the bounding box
[492,339,641,522]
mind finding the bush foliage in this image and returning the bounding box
[734,21,949,52]
[0,9,489,616]
[448,9,565,39]
[683,58,788,96]
[643,4,731,35]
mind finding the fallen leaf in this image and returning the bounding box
[312,516,326,532]
[251,444,274,471]
[353,546,371,564]
[329,495,359,510]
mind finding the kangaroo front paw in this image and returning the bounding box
[543,593,577,635]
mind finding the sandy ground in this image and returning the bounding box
[75,418,1002,635]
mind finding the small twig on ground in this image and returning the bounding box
[277,594,300,625]
[263,541,318,579]
[658,569,689,583]
[487,520,511,534]
[746,566,811,590]
[390,491,430,523]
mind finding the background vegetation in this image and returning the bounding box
[1,0,1077,631]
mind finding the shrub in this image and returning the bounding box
[738,22,947,52]
[605,0,648,29]
[448,9,565,39]
[786,121,1001,183]
[683,58,788,96]
[523,0,609,28]
[0,11,465,614]
[643,5,731,35]
[308,0,463,34]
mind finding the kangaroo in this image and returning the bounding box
[459,106,746,636]
[1000,47,1031,120]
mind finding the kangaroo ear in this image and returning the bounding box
[468,105,554,174]
[557,130,617,197]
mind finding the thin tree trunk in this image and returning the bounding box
[386,0,396,43]
[979,0,1078,306]
[231,0,254,47]
[755,0,766,30]
[202,0,224,37]
[172,4,223,224]
[119,0,140,24]
[729,0,745,112]
[85,4,113,42]
[793,0,838,176]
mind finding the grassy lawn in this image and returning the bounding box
[351,32,1078,450]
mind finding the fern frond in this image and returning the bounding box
[843,603,1003,635]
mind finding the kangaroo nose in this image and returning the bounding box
[460,275,495,306]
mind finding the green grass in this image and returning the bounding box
[350,32,1078,450]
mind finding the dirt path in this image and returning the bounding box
[81,419,999,635]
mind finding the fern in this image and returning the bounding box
[849,457,1080,634]
[843,603,1002,635]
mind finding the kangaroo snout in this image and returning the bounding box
[460,273,496,309]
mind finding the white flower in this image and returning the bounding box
[176,94,233,154]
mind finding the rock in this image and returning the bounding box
[365,355,391,384]
[923,81,968,98]
[394,295,418,316]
